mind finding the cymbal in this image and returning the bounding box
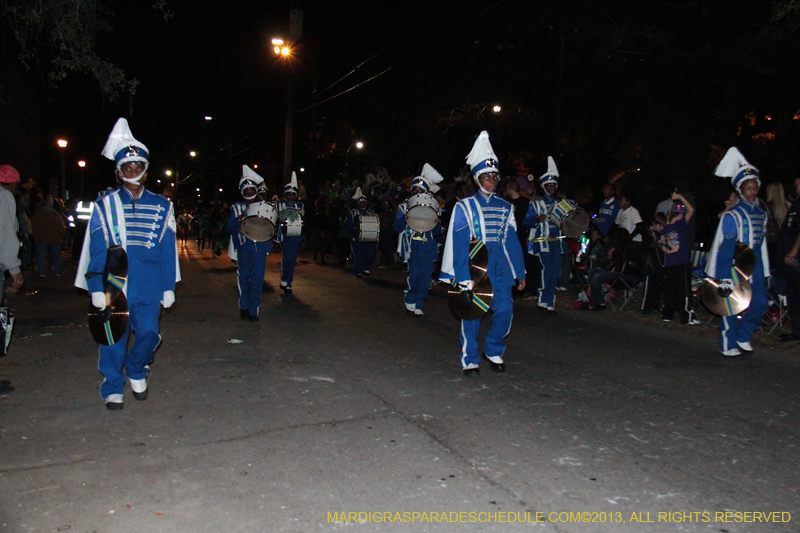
[468,239,489,285]
[734,242,755,279]
[700,278,752,317]
[447,277,493,321]
[88,294,129,345]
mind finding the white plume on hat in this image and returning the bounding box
[284,171,299,193]
[466,131,499,178]
[539,156,560,188]
[353,187,366,202]
[417,163,444,193]
[714,147,760,192]
[239,165,264,189]
[101,118,149,170]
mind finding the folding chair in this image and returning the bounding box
[765,274,791,335]
[608,243,645,311]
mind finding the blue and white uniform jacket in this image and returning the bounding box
[440,193,525,287]
[394,202,443,262]
[275,200,305,243]
[705,200,770,281]
[228,201,274,253]
[75,187,180,304]
[522,195,563,254]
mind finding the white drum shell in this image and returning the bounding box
[241,202,278,242]
[406,193,439,233]
[356,214,380,242]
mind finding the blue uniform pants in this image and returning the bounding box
[459,280,513,368]
[98,301,161,400]
[280,236,302,288]
[719,260,768,352]
[535,247,561,308]
[352,241,377,275]
[405,239,438,310]
[237,245,269,316]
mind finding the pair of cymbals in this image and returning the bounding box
[700,242,755,317]
[447,239,494,320]
[88,245,130,345]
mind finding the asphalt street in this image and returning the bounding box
[0,243,798,533]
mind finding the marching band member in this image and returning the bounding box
[347,187,378,278]
[227,165,272,321]
[276,171,305,292]
[706,147,770,357]
[522,156,564,315]
[75,118,180,410]
[395,163,444,315]
[440,131,526,376]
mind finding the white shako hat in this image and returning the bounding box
[101,118,149,172]
[239,165,264,197]
[284,171,299,194]
[352,187,367,203]
[466,131,499,179]
[539,156,560,188]
[714,147,760,192]
[411,163,444,193]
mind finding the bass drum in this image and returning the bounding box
[550,199,589,238]
[406,193,439,232]
[356,214,380,242]
[241,202,278,242]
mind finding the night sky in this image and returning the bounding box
[6,0,800,208]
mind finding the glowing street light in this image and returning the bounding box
[204,116,213,121]
[272,36,294,183]
[346,141,364,168]
[77,160,86,198]
[492,105,502,113]
[165,170,173,176]
[56,139,68,199]
[189,151,196,157]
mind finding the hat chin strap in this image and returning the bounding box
[117,162,149,184]
[473,176,493,196]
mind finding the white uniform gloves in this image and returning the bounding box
[93,291,175,308]
[91,292,107,310]
[161,290,175,308]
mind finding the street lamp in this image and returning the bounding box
[345,141,364,168]
[77,160,86,198]
[273,36,293,183]
[57,139,68,199]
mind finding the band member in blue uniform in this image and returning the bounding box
[440,131,526,376]
[75,118,180,410]
[276,171,304,293]
[347,187,378,278]
[395,164,444,316]
[706,147,770,357]
[228,165,273,321]
[522,156,564,315]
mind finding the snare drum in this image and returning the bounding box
[240,201,278,242]
[405,193,439,232]
[282,209,303,237]
[550,199,590,238]
[356,213,380,242]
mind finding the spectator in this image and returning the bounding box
[30,196,66,277]
[615,194,645,243]
[653,193,697,324]
[593,183,619,236]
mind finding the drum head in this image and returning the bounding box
[406,206,438,233]
[88,294,129,345]
[447,277,493,321]
[241,217,275,242]
[700,278,752,316]
[561,209,590,238]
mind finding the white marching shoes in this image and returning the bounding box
[721,348,741,357]
[405,302,416,312]
[414,309,424,316]
[736,341,753,352]
[129,378,148,401]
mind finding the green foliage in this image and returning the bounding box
[2,0,172,100]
